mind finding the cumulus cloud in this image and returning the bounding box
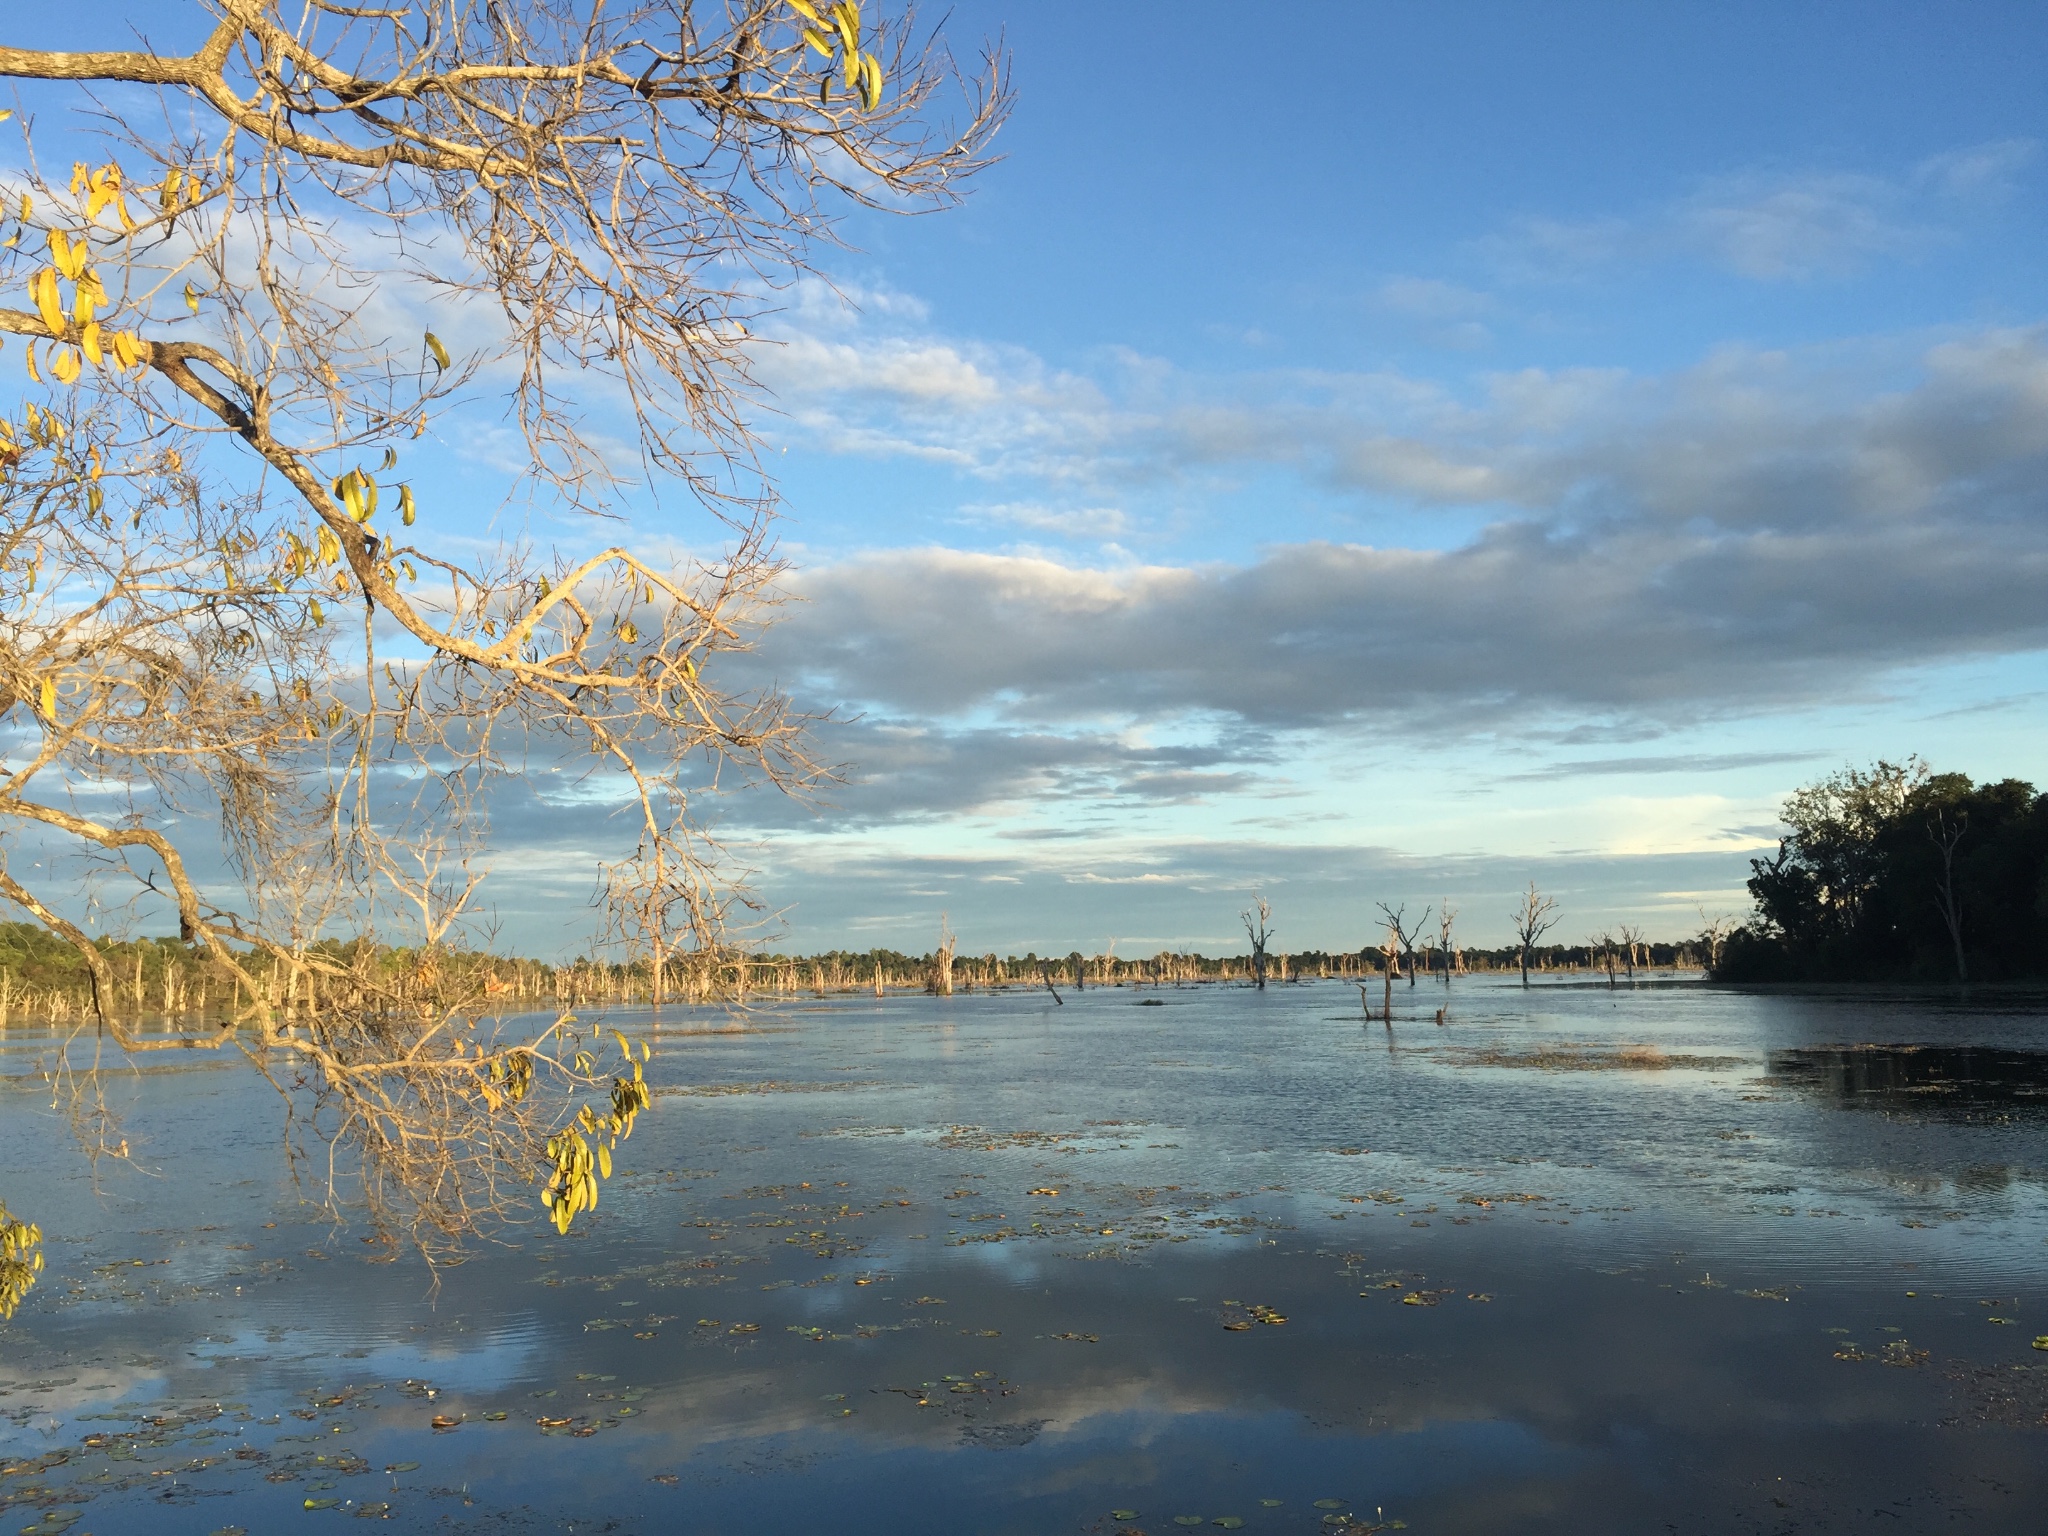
[750,326,2048,737]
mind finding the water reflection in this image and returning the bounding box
[1,978,2045,1533]
[1769,1044,2048,1119]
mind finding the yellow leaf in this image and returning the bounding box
[309,598,325,627]
[50,347,81,385]
[861,52,882,111]
[47,228,83,280]
[29,269,63,336]
[0,110,11,124]
[184,282,200,315]
[597,1142,612,1180]
[842,40,860,90]
[399,483,416,525]
[787,0,821,20]
[802,26,833,57]
[80,322,102,366]
[425,331,450,371]
[38,677,54,719]
[832,0,859,53]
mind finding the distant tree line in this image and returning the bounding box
[1717,760,2048,983]
[0,929,1715,1024]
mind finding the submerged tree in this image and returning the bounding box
[1376,901,1429,988]
[1616,922,1643,981]
[929,913,957,996]
[1242,896,1273,989]
[1695,907,1734,973]
[0,0,1006,1280]
[1509,882,1559,986]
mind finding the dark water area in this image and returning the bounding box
[2,975,2046,1535]
[1769,1042,2048,1120]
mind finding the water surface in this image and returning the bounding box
[2,975,2045,1534]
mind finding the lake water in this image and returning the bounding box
[2,975,2045,1534]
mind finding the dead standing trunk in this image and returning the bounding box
[1242,897,1274,991]
[930,915,958,996]
[1929,812,1968,983]
[1510,883,1560,989]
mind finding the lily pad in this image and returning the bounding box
[302,1498,339,1510]
[1174,1519,1205,1528]
[2034,1335,2048,1351]
[1215,1519,1246,1529]
[1109,1512,1139,1522]
[1314,1499,1348,1510]
[383,1461,420,1473]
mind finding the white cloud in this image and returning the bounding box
[1913,138,2040,200]
[1478,141,2037,283]
[745,325,2048,739]
[959,502,1133,540]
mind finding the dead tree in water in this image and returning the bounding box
[1437,904,1458,983]
[1511,883,1561,986]
[1038,963,1065,1005]
[1695,907,1735,975]
[1242,897,1274,989]
[1929,811,1968,983]
[1617,923,1645,981]
[929,915,958,996]
[1377,920,1399,1021]
[1377,903,1430,988]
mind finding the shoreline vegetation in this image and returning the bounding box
[1719,761,2048,985]
[0,920,1710,1027]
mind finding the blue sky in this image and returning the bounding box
[15,2,2048,957]
[709,0,2048,957]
